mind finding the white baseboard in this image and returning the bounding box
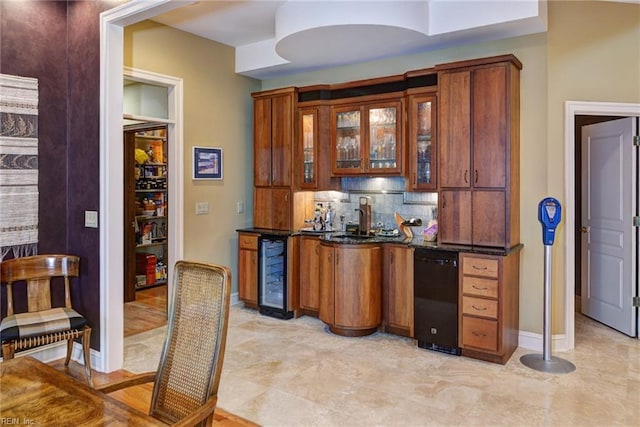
[231,291,240,306]
[0,341,103,371]
[518,330,571,353]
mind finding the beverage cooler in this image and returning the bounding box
[258,235,293,319]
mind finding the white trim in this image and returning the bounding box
[123,114,175,124]
[100,0,186,373]
[563,101,640,351]
[518,331,570,353]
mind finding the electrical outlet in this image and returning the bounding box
[237,201,244,214]
[195,202,209,215]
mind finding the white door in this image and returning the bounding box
[581,117,638,337]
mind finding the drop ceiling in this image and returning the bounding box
[151,0,549,80]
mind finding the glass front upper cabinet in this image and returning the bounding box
[332,106,362,174]
[299,109,317,187]
[407,93,436,190]
[331,101,402,175]
[368,104,400,172]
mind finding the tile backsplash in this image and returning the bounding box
[313,177,437,233]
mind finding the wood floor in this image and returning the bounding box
[46,285,257,426]
[124,285,168,337]
[48,359,257,426]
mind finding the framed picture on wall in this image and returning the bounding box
[193,146,223,180]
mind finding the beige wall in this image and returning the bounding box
[546,0,640,329]
[263,0,639,335]
[124,21,261,294]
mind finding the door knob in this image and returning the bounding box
[581,226,590,233]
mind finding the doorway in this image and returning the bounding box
[100,1,186,372]
[578,117,638,336]
[564,101,640,351]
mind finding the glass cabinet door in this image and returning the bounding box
[368,104,399,171]
[299,109,317,187]
[333,106,362,173]
[408,94,436,190]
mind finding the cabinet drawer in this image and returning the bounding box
[462,256,498,278]
[239,234,258,250]
[462,296,498,319]
[462,316,498,351]
[462,276,499,298]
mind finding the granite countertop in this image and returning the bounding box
[236,227,523,255]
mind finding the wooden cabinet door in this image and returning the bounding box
[472,191,506,247]
[334,246,381,329]
[383,245,414,337]
[238,233,258,307]
[407,93,436,190]
[299,237,320,311]
[318,244,335,325]
[439,190,472,245]
[271,188,291,230]
[253,187,291,231]
[439,70,471,188]
[331,105,364,174]
[365,101,403,174]
[254,97,272,187]
[271,93,294,187]
[253,187,272,229]
[473,65,507,189]
[299,108,318,189]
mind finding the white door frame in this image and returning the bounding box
[563,101,640,351]
[99,0,186,372]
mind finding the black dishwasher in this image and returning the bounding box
[414,249,461,355]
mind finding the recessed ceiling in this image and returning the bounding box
[151,0,549,80]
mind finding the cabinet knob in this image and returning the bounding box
[581,226,590,233]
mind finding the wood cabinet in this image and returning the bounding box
[238,232,258,308]
[254,90,294,187]
[437,55,521,248]
[382,244,414,337]
[299,236,321,315]
[124,124,169,303]
[253,187,292,230]
[406,90,437,190]
[459,251,520,364]
[253,88,297,230]
[319,242,382,336]
[297,105,340,190]
[331,99,403,176]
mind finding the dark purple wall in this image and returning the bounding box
[1,0,121,350]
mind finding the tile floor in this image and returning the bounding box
[124,306,640,427]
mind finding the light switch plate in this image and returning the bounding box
[85,210,98,228]
[237,201,244,214]
[195,202,209,215]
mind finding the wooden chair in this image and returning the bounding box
[98,261,232,427]
[0,254,92,385]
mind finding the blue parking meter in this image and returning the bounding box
[521,196,575,374]
[538,197,561,245]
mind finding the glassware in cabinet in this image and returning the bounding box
[407,93,436,190]
[299,109,316,187]
[333,106,362,173]
[368,105,399,171]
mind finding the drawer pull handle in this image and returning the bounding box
[472,305,487,311]
[472,265,487,270]
[472,331,487,337]
[472,285,488,291]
